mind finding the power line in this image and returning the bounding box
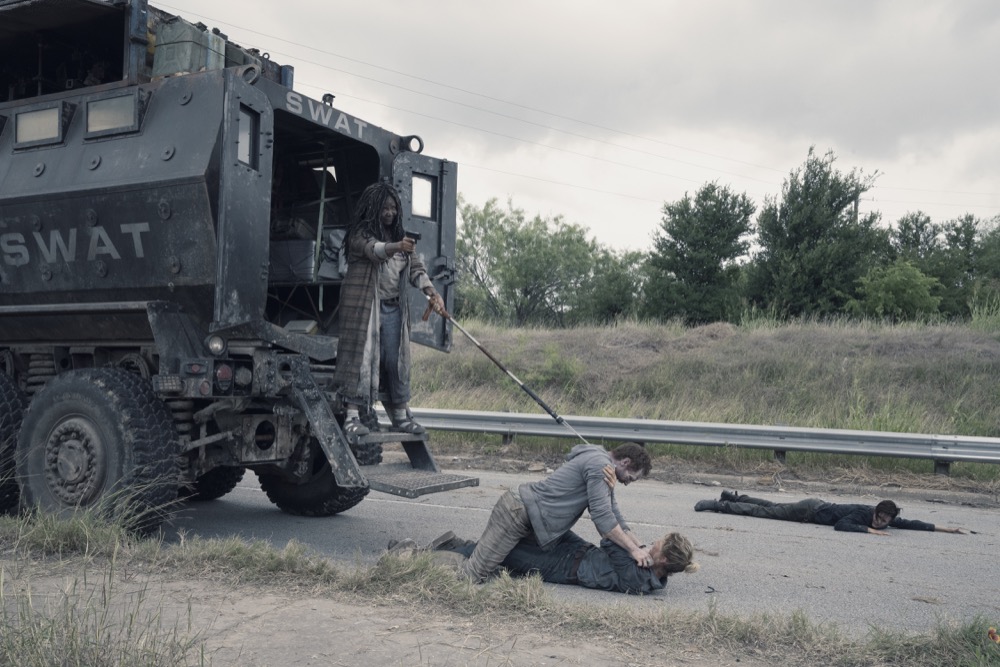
[460,163,665,204]
[286,61,780,185]
[155,2,788,176]
[291,83,714,187]
[156,2,1000,217]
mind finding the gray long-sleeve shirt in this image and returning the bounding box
[518,444,629,549]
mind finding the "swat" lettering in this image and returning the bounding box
[0,223,150,267]
[285,92,368,139]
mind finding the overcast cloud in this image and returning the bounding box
[159,0,1000,251]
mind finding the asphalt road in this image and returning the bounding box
[165,462,999,638]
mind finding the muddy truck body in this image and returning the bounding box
[0,0,475,530]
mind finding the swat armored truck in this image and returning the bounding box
[0,0,474,531]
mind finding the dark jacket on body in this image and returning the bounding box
[814,503,935,533]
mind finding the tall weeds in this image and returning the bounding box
[0,512,202,667]
[415,317,1000,481]
[970,291,1000,334]
[418,318,1000,435]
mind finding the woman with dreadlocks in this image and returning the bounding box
[332,182,447,435]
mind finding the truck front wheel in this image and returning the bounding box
[16,368,179,533]
[256,438,368,516]
[0,372,27,514]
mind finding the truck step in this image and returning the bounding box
[361,463,479,499]
[353,431,426,444]
[352,430,440,472]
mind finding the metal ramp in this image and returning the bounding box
[362,462,479,499]
[351,430,479,499]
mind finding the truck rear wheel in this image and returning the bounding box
[256,438,368,516]
[16,368,179,533]
[0,372,27,514]
[184,466,245,501]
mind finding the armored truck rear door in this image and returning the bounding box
[393,152,457,353]
[213,70,274,329]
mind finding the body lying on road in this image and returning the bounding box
[695,492,967,536]
[388,529,699,595]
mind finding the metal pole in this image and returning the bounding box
[427,299,590,446]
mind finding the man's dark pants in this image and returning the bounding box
[719,496,825,522]
[452,531,592,584]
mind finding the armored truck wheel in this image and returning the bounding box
[0,373,27,514]
[183,466,246,501]
[256,438,368,516]
[16,368,179,533]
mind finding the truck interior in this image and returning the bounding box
[0,0,127,102]
[263,113,382,335]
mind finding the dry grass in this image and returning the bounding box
[419,318,1000,426]
[415,318,1000,485]
[2,513,998,667]
[0,526,202,666]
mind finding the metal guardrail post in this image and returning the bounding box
[934,460,952,476]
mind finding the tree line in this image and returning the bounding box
[454,148,1000,326]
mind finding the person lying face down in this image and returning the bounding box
[695,492,966,536]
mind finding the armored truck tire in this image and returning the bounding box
[16,368,180,534]
[256,438,368,516]
[0,373,27,514]
[182,466,246,502]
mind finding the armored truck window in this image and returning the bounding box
[237,106,259,169]
[86,94,139,138]
[412,174,435,219]
[14,107,62,148]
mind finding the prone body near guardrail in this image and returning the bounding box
[695,491,967,536]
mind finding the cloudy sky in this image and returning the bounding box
[158,0,999,252]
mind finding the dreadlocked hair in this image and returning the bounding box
[657,533,700,576]
[348,182,403,243]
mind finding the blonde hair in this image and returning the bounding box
[657,532,700,575]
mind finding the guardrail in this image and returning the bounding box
[407,408,1000,475]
